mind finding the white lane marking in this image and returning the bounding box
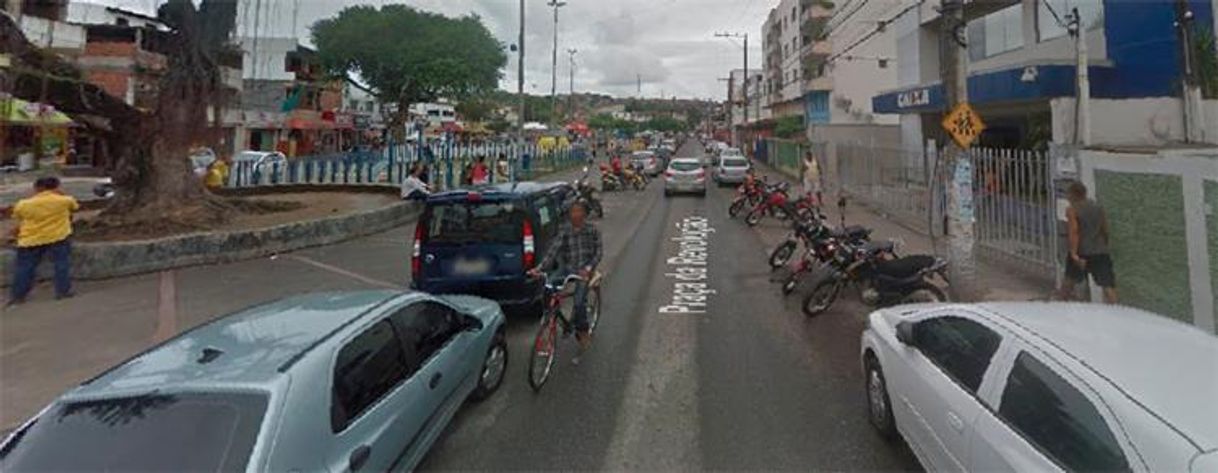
[0,342,30,358]
[153,270,177,342]
[283,255,404,289]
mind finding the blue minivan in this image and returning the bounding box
[411,182,573,313]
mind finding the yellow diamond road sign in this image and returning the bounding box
[941,102,986,149]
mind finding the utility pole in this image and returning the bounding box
[1071,8,1091,146]
[1175,0,1202,143]
[637,73,642,97]
[567,48,577,121]
[938,0,978,300]
[547,0,567,130]
[516,0,526,181]
[715,32,748,147]
[718,76,733,144]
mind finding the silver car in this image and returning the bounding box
[664,158,707,197]
[0,291,508,472]
[630,150,661,176]
[713,155,751,185]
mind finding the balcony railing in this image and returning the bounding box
[801,39,832,60]
[804,75,833,91]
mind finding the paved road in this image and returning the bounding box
[415,141,920,470]
[2,141,921,469]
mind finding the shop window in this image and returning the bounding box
[967,3,1024,61]
[1038,0,1103,42]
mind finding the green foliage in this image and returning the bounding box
[643,116,686,133]
[1192,26,1218,99]
[774,115,804,139]
[486,118,512,134]
[588,113,637,133]
[311,5,506,113]
[455,95,496,122]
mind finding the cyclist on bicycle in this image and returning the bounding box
[528,200,602,352]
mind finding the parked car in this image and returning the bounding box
[861,302,1218,472]
[0,291,508,472]
[664,158,706,197]
[232,150,288,183]
[412,182,574,314]
[189,147,217,178]
[712,154,750,185]
[630,150,661,176]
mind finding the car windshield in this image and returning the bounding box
[723,158,749,167]
[0,392,267,471]
[670,161,701,172]
[427,201,521,244]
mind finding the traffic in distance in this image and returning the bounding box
[3,134,1215,472]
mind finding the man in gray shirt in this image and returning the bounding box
[1058,181,1118,303]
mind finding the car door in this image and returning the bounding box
[390,300,473,455]
[969,348,1133,472]
[329,317,423,472]
[898,314,1006,472]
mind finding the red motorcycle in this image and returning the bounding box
[744,182,794,226]
[728,177,765,218]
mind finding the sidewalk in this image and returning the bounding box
[749,160,1049,302]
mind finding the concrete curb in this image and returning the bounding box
[1,186,420,286]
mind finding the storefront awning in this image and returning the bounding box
[0,97,73,126]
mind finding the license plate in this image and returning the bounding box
[453,258,491,275]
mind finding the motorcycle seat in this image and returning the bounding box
[829,225,871,241]
[862,240,895,255]
[872,255,937,284]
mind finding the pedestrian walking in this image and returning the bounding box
[801,150,823,206]
[1057,180,1118,304]
[8,177,79,305]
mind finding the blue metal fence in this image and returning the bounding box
[228,141,585,191]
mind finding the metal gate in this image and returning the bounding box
[969,147,1059,275]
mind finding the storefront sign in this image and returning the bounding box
[897,88,931,108]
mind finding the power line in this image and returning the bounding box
[827,0,926,64]
[824,0,872,39]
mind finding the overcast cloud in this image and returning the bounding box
[95,0,769,100]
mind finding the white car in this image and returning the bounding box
[861,302,1218,472]
[663,158,706,197]
[233,150,288,183]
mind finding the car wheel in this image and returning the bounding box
[471,330,508,401]
[866,357,898,440]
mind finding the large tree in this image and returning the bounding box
[1,0,239,227]
[311,5,506,129]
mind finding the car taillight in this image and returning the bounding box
[522,219,535,270]
[650,157,656,166]
[412,222,425,278]
[696,169,706,179]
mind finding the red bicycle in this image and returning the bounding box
[528,272,603,392]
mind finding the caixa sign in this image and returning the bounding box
[897,88,931,108]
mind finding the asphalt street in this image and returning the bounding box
[2,141,921,470]
[416,141,920,470]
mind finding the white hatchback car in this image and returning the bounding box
[861,302,1218,472]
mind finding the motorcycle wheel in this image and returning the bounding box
[745,209,762,227]
[774,206,792,222]
[769,241,796,269]
[781,273,800,295]
[802,279,842,317]
[796,206,817,222]
[729,199,746,218]
[900,284,949,304]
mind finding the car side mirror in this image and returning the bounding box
[462,315,484,332]
[895,321,915,346]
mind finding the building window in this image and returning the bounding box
[1038,0,1103,42]
[967,3,1024,61]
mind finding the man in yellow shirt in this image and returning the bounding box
[9,177,79,305]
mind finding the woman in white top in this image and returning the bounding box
[401,163,432,200]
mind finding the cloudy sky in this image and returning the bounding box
[96,0,772,100]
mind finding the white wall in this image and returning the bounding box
[1051,97,1218,147]
[67,3,167,30]
[827,0,900,125]
[18,16,85,51]
[240,37,297,81]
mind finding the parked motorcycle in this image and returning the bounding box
[728,178,765,218]
[622,168,647,191]
[574,167,604,218]
[599,164,624,191]
[778,231,894,296]
[801,243,949,317]
[744,182,793,226]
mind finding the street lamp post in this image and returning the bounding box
[515,0,526,182]
[567,48,577,121]
[715,32,748,147]
[548,0,567,131]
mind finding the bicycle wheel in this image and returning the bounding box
[729,198,746,217]
[528,313,558,392]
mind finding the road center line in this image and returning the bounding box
[283,254,404,290]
